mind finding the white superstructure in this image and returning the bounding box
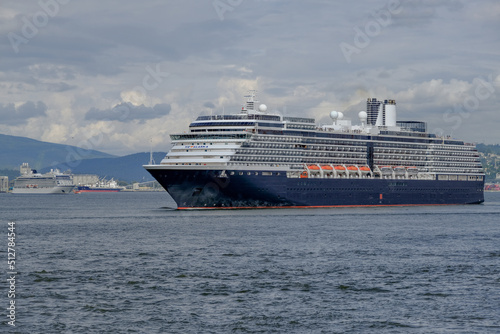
[148,92,483,182]
[12,163,75,194]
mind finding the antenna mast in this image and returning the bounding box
[149,138,155,165]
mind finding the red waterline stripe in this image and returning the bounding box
[177,203,462,210]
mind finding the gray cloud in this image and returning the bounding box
[45,82,76,92]
[0,101,48,125]
[85,102,171,122]
[0,0,499,150]
[390,0,465,28]
[203,102,215,109]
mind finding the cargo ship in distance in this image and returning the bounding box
[144,92,484,209]
[74,178,123,194]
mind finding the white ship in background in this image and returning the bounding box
[12,163,75,194]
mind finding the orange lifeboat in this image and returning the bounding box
[307,165,320,170]
[359,166,371,172]
[321,165,333,170]
[300,171,308,178]
[347,166,358,171]
[334,165,346,171]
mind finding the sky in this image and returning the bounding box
[1,0,499,156]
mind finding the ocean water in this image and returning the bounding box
[1,191,499,333]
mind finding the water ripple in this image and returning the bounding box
[4,192,500,333]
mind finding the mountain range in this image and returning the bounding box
[0,133,114,170]
[1,133,498,183]
[0,133,166,183]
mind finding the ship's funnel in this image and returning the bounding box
[385,99,396,127]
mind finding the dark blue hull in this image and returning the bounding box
[147,169,484,209]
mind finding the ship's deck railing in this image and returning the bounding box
[195,114,281,121]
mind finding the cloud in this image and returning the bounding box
[0,101,47,125]
[203,101,215,109]
[1,0,500,152]
[391,0,465,28]
[85,102,171,122]
[46,82,76,92]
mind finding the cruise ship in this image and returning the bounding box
[12,163,75,194]
[144,92,484,209]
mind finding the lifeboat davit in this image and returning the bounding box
[407,166,418,173]
[394,166,406,174]
[380,166,393,174]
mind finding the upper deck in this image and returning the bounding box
[155,92,482,178]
